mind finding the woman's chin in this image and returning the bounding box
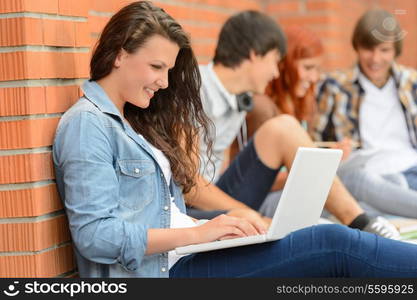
[127,98,150,109]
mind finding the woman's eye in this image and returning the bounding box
[151,65,162,70]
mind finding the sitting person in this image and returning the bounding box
[314,9,417,219]
[53,1,417,278]
[189,10,399,238]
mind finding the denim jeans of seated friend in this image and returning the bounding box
[402,165,417,191]
[335,167,417,219]
[170,224,417,277]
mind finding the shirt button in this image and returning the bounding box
[163,206,169,211]
[161,267,167,272]
[134,168,139,174]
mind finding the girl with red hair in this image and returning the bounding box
[267,26,323,132]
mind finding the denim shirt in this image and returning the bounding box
[53,80,186,278]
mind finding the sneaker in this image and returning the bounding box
[363,216,401,239]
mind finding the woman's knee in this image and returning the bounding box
[314,224,355,239]
[293,224,357,251]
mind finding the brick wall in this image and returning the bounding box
[267,0,417,71]
[0,0,262,278]
[1,0,416,277]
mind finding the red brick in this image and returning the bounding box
[0,18,87,47]
[182,23,220,40]
[0,117,60,150]
[0,86,45,116]
[88,15,110,35]
[0,17,43,46]
[0,51,90,81]
[158,3,230,24]
[0,86,80,117]
[0,0,59,14]
[306,0,345,12]
[0,152,54,185]
[276,14,338,27]
[90,0,129,13]
[23,0,59,14]
[0,214,71,252]
[191,41,216,59]
[58,0,89,17]
[74,21,91,47]
[0,184,63,218]
[156,0,261,12]
[266,0,301,15]
[45,85,81,114]
[42,19,76,47]
[0,244,75,277]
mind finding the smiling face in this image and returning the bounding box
[356,41,395,87]
[294,56,322,97]
[114,34,180,109]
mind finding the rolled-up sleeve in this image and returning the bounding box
[53,111,148,271]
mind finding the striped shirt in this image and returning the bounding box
[313,63,417,149]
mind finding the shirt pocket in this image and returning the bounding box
[117,159,156,211]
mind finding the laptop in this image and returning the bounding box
[175,147,343,255]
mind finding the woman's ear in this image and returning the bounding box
[249,50,258,62]
[114,49,127,68]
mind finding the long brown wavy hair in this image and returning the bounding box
[266,26,323,128]
[90,1,213,193]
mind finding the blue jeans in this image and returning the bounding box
[170,224,417,277]
[325,166,417,219]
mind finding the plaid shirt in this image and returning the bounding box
[313,63,417,148]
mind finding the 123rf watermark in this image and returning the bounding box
[3,280,127,297]
[276,283,415,296]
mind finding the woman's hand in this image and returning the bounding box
[227,207,270,233]
[192,213,265,244]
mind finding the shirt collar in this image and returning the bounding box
[81,80,127,129]
[207,62,238,111]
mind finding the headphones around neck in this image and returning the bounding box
[236,92,254,112]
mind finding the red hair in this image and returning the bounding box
[266,26,323,126]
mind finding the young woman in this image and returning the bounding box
[53,1,417,278]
